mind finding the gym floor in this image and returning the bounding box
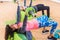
[0,0,60,40]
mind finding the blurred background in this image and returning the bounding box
[0,0,60,40]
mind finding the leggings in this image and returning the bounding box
[18,17,57,34]
[36,18,57,34]
[33,4,50,17]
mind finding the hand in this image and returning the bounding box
[9,23,22,30]
[20,6,25,11]
[10,24,18,30]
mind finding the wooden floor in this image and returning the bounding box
[0,0,60,40]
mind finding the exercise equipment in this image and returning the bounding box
[8,32,28,40]
[54,30,60,39]
[14,32,28,40]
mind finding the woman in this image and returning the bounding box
[9,15,57,40]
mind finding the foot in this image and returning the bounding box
[48,36,57,40]
[42,30,49,34]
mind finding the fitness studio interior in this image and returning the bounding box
[0,0,60,40]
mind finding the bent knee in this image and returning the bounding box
[52,21,58,26]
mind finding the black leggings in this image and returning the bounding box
[33,4,50,18]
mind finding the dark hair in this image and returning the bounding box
[5,15,27,40]
[5,25,14,40]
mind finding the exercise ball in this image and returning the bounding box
[54,30,60,39]
[14,32,28,40]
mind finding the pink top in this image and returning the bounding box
[18,19,39,31]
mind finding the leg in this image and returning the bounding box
[39,20,57,39]
[42,10,44,15]
[48,21,57,34]
[29,0,32,7]
[33,4,44,12]
[26,31,32,40]
[38,21,49,33]
[36,16,49,33]
[43,6,50,18]
[47,21,57,39]
[46,6,50,18]
[42,27,49,34]
[24,0,26,6]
